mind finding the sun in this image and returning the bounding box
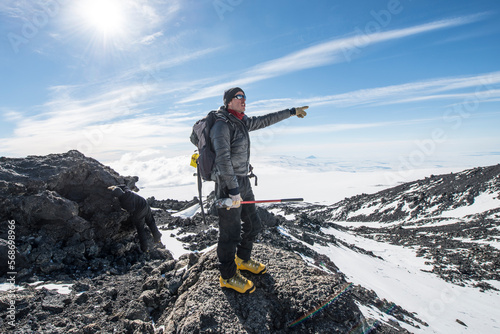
[77,0,126,38]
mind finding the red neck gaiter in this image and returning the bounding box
[228,108,245,120]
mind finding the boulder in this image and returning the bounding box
[0,150,170,279]
[159,244,367,333]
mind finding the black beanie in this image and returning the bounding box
[223,87,244,107]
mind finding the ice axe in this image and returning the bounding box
[215,197,304,209]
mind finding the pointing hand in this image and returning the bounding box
[294,106,308,118]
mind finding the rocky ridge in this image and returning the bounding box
[324,164,500,222]
[0,150,174,281]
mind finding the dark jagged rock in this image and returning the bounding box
[158,244,365,333]
[148,197,199,212]
[0,150,172,280]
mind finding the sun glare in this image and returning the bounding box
[78,0,126,37]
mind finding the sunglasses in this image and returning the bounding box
[233,94,246,100]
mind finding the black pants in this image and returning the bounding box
[144,208,162,242]
[133,206,162,251]
[216,176,262,279]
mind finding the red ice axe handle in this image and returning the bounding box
[215,197,303,209]
[241,198,304,204]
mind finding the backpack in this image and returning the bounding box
[190,110,226,181]
[190,110,228,222]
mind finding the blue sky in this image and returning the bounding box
[1,0,499,171]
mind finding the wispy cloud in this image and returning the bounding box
[126,0,182,45]
[315,71,500,107]
[0,0,41,19]
[104,46,223,88]
[139,31,164,45]
[2,113,191,160]
[180,15,485,103]
[250,16,481,77]
[1,81,190,159]
[248,71,500,111]
[155,47,224,70]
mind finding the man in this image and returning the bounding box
[108,185,162,252]
[211,87,308,293]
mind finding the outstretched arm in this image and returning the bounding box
[245,106,309,131]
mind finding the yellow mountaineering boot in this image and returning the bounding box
[220,270,255,294]
[235,255,267,275]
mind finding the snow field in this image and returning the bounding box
[439,191,500,218]
[306,227,500,333]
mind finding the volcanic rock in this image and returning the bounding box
[0,150,172,280]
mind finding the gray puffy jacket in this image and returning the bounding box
[210,106,292,192]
